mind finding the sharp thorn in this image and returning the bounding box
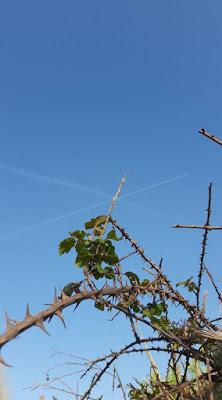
[10,319,20,326]
[73,301,81,312]
[48,313,54,323]
[55,310,66,329]
[35,320,51,336]
[53,287,59,304]
[25,303,32,318]
[4,311,14,328]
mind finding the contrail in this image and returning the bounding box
[121,173,188,198]
[0,163,110,199]
[0,200,110,240]
[0,172,188,240]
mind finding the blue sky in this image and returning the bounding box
[1,0,222,398]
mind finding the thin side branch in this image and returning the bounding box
[199,128,222,146]
[204,264,222,304]
[172,224,222,231]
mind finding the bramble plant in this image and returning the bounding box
[1,129,222,399]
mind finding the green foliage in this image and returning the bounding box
[139,300,170,330]
[176,276,198,293]
[208,342,222,368]
[166,363,181,385]
[58,215,121,280]
[106,229,122,241]
[58,237,76,255]
[61,281,82,296]
[94,299,105,311]
[140,279,150,287]
[125,271,140,285]
[56,213,220,400]
[84,215,107,236]
[143,302,167,318]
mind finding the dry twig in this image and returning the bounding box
[199,128,222,146]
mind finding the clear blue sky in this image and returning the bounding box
[1,1,222,398]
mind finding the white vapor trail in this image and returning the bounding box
[0,172,188,241]
[0,163,110,199]
[120,173,188,199]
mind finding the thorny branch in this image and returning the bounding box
[110,216,216,330]
[0,280,204,365]
[0,285,136,366]
[197,183,213,309]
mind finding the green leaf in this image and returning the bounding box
[140,279,150,287]
[131,303,140,313]
[166,362,181,384]
[143,309,151,318]
[176,276,198,293]
[142,302,167,319]
[75,253,91,267]
[125,271,140,285]
[62,281,82,296]
[75,239,87,253]
[58,237,76,255]
[85,215,107,230]
[95,300,105,311]
[94,226,104,236]
[69,230,86,240]
[95,263,104,274]
[106,229,122,241]
[156,316,169,330]
[103,267,115,280]
[75,241,91,266]
[156,302,167,313]
[92,270,103,279]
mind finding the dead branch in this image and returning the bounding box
[199,128,222,146]
[100,174,127,237]
[172,224,222,230]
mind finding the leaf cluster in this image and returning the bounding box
[58,215,121,280]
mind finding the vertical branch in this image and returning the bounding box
[196,183,213,309]
[113,366,127,400]
[194,360,204,400]
[206,353,214,400]
[129,317,140,343]
[0,366,10,400]
[134,322,164,393]
[100,174,127,237]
